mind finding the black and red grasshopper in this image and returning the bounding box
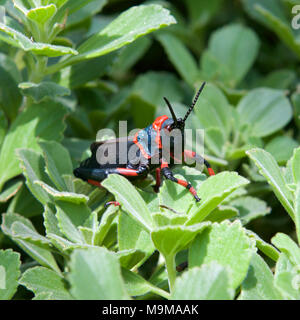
[73,82,215,205]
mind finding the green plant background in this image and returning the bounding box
[0,0,299,300]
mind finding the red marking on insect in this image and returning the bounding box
[87,179,102,187]
[208,168,215,176]
[116,168,139,176]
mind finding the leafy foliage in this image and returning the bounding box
[0,0,299,301]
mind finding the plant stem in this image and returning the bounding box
[30,55,48,83]
[149,285,170,300]
[165,254,176,293]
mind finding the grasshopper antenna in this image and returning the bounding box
[163,97,178,125]
[183,82,206,122]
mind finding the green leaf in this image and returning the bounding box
[258,69,297,90]
[241,0,287,29]
[0,249,21,300]
[185,0,224,28]
[229,196,271,225]
[158,169,206,214]
[292,147,300,184]
[94,205,118,246]
[0,180,22,203]
[271,233,300,266]
[43,205,64,238]
[48,4,176,72]
[246,148,295,219]
[237,88,292,138]
[0,53,22,121]
[68,52,117,89]
[295,186,300,245]
[16,149,53,204]
[152,212,188,227]
[57,0,107,28]
[121,268,169,299]
[68,247,129,300]
[1,213,60,273]
[116,249,145,270]
[19,82,70,103]
[189,220,254,289]
[48,0,68,9]
[246,230,280,262]
[186,172,250,225]
[151,223,210,258]
[19,266,72,300]
[156,33,199,86]
[205,127,226,158]
[102,174,154,232]
[7,184,43,218]
[0,101,67,191]
[118,212,155,265]
[239,253,283,300]
[194,82,232,137]
[265,136,299,164]
[55,200,91,244]
[0,110,8,146]
[132,71,184,107]
[291,92,300,128]
[274,271,300,300]
[204,24,259,86]
[11,221,52,248]
[39,141,73,191]
[171,263,234,300]
[27,4,57,25]
[0,23,78,57]
[255,5,300,58]
[204,205,238,223]
[111,36,151,76]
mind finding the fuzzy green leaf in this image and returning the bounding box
[0,101,67,191]
[38,141,73,191]
[203,24,259,86]
[19,266,72,300]
[172,263,234,300]
[151,223,210,258]
[265,136,299,165]
[238,89,292,138]
[0,181,22,203]
[48,4,176,72]
[246,148,294,219]
[68,247,129,300]
[271,233,300,266]
[55,200,91,244]
[118,212,155,266]
[27,4,57,24]
[186,172,250,225]
[16,149,53,204]
[0,249,21,300]
[189,221,254,289]
[156,33,199,86]
[229,196,271,225]
[239,253,283,300]
[1,213,60,273]
[102,174,154,232]
[19,82,70,104]
[0,23,78,57]
[292,147,300,184]
[122,268,169,299]
[0,53,22,121]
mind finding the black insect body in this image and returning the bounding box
[73,82,215,205]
